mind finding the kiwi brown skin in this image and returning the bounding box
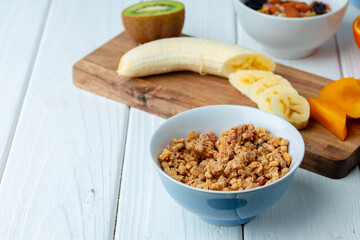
[122,8,185,44]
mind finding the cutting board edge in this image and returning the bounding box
[301,146,360,179]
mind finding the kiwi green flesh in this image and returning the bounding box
[122,1,184,17]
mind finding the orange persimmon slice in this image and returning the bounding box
[308,97,347,141]
[354,16,360,49]
[317,77,360,118]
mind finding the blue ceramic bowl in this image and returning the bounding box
[150,105,305,226]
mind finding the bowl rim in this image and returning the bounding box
[233,0,349,22]
[150,105,305,195]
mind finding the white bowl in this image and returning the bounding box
[150,105,305,226]
[233,0,349,59]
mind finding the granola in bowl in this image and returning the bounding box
[158,123,292,191]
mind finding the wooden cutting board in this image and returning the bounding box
[73,32,360,179]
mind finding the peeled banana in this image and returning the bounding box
[117,37,275,78]
[271,92,310,130]
[257,85,297,113]
[248,75,292,103]
[229,70,275,95]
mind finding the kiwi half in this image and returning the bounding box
[122,1,185,44]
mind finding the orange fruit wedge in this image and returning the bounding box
[308,97,347,141]
[354,16,360,49]
[317,78,360,118]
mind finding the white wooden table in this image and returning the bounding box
[0,0,359,239]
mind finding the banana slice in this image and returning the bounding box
[258,85,298,113]
[248,75,292,103]
[271,92,310,129]
[229,70,275,95]
[118,37,275,78]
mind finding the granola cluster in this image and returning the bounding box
[158,124,291,191]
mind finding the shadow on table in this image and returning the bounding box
[244,168,347,235]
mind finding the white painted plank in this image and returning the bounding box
[244,168,360,240]
[236,20,342,80]
[115,109,243,240]
[0,0,51,177]
[336,4,360,78]
[181,0,236,43]
[0,0,130,239]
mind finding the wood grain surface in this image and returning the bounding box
[73,32,360,179]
